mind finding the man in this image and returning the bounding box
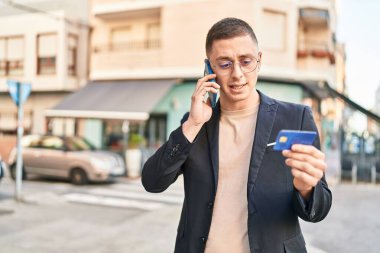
[142,18,332,253]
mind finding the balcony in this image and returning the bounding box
[297,40,335,64]
[299,7,329,28]
[92,0,163,19]
[91,39,162,77]
[93,39,160,53]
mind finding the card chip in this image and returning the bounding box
[279,136,288,143]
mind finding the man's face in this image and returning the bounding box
[207,34,262,110]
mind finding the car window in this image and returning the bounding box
[39,137,65,150]
[66,137,96,151]
[22,135,42,148]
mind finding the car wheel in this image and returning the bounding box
[70,168,88,185]
[9,163,27,180]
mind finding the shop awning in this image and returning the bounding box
[325,85,380,124]
[45,80,175,121]
[258,76,380,123]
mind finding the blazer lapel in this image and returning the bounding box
[247,91,278,213]
[205,101,221,195]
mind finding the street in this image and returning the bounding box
[0,172,379,253]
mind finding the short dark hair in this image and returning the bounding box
[206,17,258,55]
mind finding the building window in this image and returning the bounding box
[0,36,24,76]
[68,34,78,76]
[37,33,57,75]
[261,10,286,51]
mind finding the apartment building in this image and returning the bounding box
[0,0,89,144]
[47,0,345,158]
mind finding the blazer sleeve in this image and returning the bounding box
[141,113,193,193]
[292,106,332,222]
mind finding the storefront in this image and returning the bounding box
[45,79,175,157]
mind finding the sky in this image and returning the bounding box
[336,0,380,111]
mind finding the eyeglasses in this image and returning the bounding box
[211,56,260,76]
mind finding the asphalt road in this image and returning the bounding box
[0,173,379,253]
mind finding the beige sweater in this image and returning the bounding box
[205,103,259,253]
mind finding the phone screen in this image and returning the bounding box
[204,59,218,108]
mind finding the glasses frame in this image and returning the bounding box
[210,56,261,76]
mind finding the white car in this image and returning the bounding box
[8,135,126,185]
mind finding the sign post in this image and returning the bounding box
[7,80,31,202]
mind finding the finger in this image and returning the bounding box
[285,159,324,180]
[196,74,217,89]
[203,81,220,89]
[291,144,325,160]
[196,81,220,94]
[291,168,319,187]
[195,87,218,98]
[282,150,327,172]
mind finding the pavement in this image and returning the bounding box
[0,171,379,253]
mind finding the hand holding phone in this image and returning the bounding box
[273,130,317,151]
[204,59,218,108]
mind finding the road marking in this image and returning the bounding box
[64,193,164,211]
[110,183,184,197]
[88,188,184,204]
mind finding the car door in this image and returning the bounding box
[28,136,68,178]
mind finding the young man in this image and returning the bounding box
[142,18,332,253]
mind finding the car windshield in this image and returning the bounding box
[66,137,96,151]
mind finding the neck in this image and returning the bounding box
[220,90,260,111]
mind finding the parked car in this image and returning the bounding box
[8,135,126,185]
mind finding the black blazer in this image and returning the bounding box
[142,91,332,253]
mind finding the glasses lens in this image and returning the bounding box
[241,58,258,73]
[213,57,258,75]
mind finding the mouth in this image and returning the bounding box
[229,83,247,91]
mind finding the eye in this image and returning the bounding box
[240,58,253,67]
[218,61,232,69]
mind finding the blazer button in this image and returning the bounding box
[208,202,213,210]
[200,237,207,244]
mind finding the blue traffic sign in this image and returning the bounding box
[7,80,31,106]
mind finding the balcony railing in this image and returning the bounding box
[93,39,161,53]
[299,7,330,27]
[297,40,335,64]
[0,60,24,76]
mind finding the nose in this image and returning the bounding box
[231,62,244,80]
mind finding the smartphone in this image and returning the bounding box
[273,130,317,151]
[204,59,218,108]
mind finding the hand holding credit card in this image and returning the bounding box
[273,130,317,151]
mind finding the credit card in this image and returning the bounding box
[273,130,317,151]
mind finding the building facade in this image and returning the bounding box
[81,0,344,151]
[0,0,89,158]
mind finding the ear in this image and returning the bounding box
[257,51,262,72]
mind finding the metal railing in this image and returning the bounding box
[297,40,335,63]
[340,161,380,185]
[93,39,161,53]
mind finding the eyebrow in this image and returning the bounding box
[216,54,256,61]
